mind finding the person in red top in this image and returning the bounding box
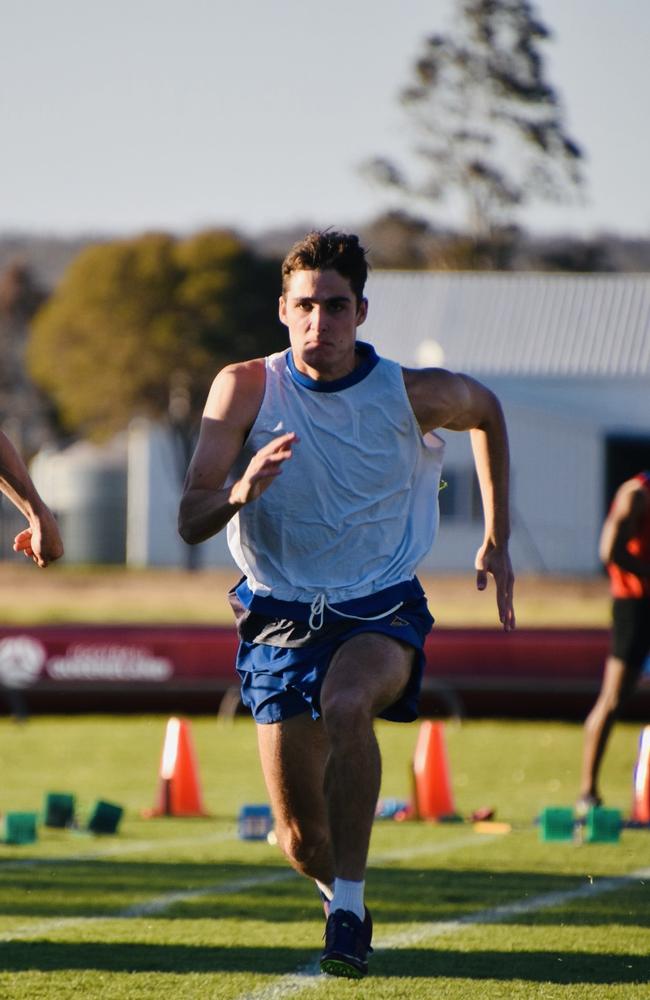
[577,472,650,814]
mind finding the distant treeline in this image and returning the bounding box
[2,217,650,290]
[1,215,649,454]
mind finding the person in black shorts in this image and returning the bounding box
[577,472,650,815]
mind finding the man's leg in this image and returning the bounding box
[256,712,335,886]
[255,633,414,979]
[318,632,413,978]
[319,632,414,882]
[579,654,639,804]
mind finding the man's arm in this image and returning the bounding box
[404,367,515,631]
[178,359,298,545]
[599,480,650,577]
[0,430,63,568]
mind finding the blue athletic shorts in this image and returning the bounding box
[228,578,434,724]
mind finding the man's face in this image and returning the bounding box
[279,268,367,381]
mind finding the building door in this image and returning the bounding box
[605,434,650,512]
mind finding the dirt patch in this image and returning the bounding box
[0,564,610,627]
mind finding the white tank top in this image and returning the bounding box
[226,343,444,604]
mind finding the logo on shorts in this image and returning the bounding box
[390,616,409,627]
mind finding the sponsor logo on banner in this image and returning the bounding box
[0,637,47,688]
[0,636,174,686]
[46,645,173,682]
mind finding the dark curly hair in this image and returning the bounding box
[281,230,369,304]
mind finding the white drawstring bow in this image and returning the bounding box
[308,592,404,631]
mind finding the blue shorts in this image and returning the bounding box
[228,578,434,725]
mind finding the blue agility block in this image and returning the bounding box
[238,804,273,840]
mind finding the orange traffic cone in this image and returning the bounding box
[144,717,210,818]
[631,725,650,824]
[412,720,457,820]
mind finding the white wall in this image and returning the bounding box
[31,438,127,564]
[126,419,234,570]
[414,395,603,575]
[503,399,601,573]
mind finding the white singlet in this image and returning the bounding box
[226,342,444,605]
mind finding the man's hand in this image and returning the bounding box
[229,432,298,507]
[475,541,515,632]
[13,508,64,568]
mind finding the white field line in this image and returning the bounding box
[122,871,293,918]
[0,830,235,870]
[0,832,489,942]
[0,870,295,942]
[233,865,650,1000]
[122,836,491,919]
[382,864,650,947]
[372,832,486,863]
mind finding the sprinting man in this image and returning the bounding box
[577,471,650,815]
[179,231,515,979]
[0,429,63,567]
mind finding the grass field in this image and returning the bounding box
[1,715,648,999]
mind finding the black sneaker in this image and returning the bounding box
[320,907,373,979]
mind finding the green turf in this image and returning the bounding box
[0,716,648,999]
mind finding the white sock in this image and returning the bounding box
[331,878,365,920]
[315,879,334,902]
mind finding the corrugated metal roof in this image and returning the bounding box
[364,272,650,376]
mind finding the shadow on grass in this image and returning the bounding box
[374,947,650,984]
[0,941,648,984]
[0,861,647,928]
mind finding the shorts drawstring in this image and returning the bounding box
[308,592,404,632]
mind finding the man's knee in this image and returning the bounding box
[591,656,640,717]
[599,687,625,715]
[275,818,330,873]
[321,686,373,738]
[585,697,616,733]
[321,633,413,728]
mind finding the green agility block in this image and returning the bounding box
[87,800,123,835]
[3,812,38,844]
[584,806,622,843]
[44,792,76,828]
[539,807,575,842]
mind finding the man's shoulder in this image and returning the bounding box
[217,356,267,387]
[618,476,650,500]
[611,477,650,520]
[401,366,455,389]
[205,358,267,427]
[401,365,464,406]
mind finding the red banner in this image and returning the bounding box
[0,624,646,719]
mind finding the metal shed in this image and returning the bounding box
[364,272,650,574]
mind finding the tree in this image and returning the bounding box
[27,230,286,441]
[360,211,438,269]
[0,261,55,455]
[365,0,584,243]
[0,259,47,322]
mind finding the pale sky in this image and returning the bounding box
[2,0,649,240]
